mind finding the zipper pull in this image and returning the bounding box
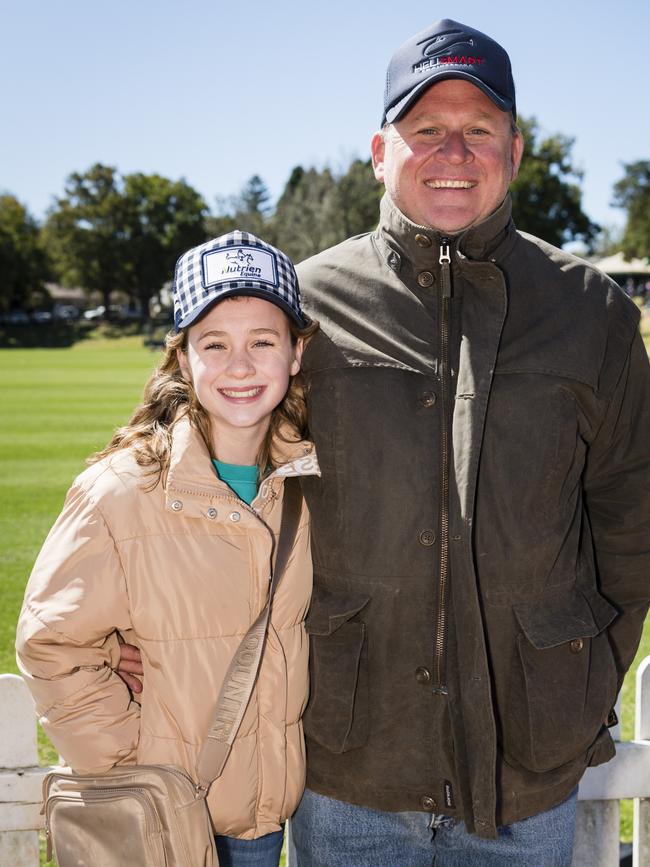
[439,242,452,299]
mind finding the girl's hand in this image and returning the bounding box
[117,642,144,694]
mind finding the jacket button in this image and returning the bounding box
[569,638,584,653]
[419,529,436,547]
[419,391,437,407]
[207,507,217,519]
[415,233,432,248]
[417,271,434,288]
[421,795,437,812]
[388,252,401,271]
[415,667,431,684]
[229,511,241,522]
[170,500,183,512]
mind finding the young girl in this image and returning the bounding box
[16,231,319,866]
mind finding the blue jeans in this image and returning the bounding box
[215,829,284,867]
[288,788,578,866]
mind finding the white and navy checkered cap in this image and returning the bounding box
[172,230,306,330]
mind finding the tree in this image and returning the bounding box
[590,224,624,259]
[0,195,50,313]
[510,117,599,250]
[336,159,383,239]
[121,173,208,321]
[271,167,342,262]
[42,164,130,317]
[206,175,272,241]
[43,164,208,320]
[612,161,650,260]
[270,161,381,263]
[239,175,271,222]
[203,162,381,264]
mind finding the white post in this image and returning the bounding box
[0,674,41,866]
[634,657,650,867]
[573,800,621,867]
[573,693,622,867]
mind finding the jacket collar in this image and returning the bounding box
[164,414,318,510]
[376,193,515,270]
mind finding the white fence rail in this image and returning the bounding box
[1,660,649,865]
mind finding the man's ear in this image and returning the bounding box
[510,129,525,182]
[371,132,387,183]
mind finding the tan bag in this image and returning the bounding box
[43,765,216,866]
[42,478,302,867]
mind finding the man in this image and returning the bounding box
[121,19,650,866]
[288,18,650,867]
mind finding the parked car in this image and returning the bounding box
[5,310,30,325]
[117,304,142,321]
[53,304,81,321]
[32,310,54,324]
[83,306,106,320]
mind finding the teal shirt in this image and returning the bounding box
[212,460,259,506]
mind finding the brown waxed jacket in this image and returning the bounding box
[296,193,650,837]
[16,417,319,839]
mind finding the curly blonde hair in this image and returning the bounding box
[90,312,318,486]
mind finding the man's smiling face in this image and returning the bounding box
[372,79,524,234]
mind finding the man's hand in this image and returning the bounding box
[117,643,144,694]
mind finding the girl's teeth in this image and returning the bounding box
[221,388,261,398]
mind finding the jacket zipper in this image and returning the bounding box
[434,239,452,694]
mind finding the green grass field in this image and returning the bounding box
[0,332,158,675]
[1,315,649,858]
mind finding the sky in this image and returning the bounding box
[2,0,648,237]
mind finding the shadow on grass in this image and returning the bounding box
[0,321,149,348]
[0,322,97,348]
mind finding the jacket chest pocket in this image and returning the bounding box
[501,586,618,773]
[303,587,371,754]
[304,366,439,577]
[480,375,588,522]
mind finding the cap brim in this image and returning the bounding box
[176,288,307,331]
[384,71,514,125]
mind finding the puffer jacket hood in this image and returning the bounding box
[16,416,319,839]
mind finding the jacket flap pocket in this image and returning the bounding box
[302,322,434,376]
[513,586,618,650]
[305,588,371,636]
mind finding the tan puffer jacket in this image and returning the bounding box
[16,416,319,839]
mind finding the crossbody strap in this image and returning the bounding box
[195,476,302,790]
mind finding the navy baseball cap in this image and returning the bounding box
[172,230,306,331]
[382,19,516,125]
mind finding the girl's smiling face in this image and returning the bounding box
[178,296,303,464]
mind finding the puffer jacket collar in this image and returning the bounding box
[164,414,318,519]
[375,192,516,271]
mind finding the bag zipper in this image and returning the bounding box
[44,765,204,799]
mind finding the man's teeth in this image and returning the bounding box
[221,387,262,398]
[426,179,475,189]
